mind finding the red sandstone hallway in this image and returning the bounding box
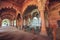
[0,0,60,40]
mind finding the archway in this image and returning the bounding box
[23,5,41,33]
[2,19,10,28]
[0,8,17,27]
[30,9,41,29]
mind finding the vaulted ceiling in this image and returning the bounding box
[0,8,16,20]
[0,0,60,20]
[0,0,33,13]
[0,0,25,10]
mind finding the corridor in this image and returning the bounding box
[0,0,60,40]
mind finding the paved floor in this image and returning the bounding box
[0,27,51,40]
[37,35,50,40]
[0,31,51,40]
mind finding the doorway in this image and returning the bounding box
[2,19,10,28]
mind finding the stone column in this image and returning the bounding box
[52,24,57,40]
[10,20,13,26]
[13,20,14,27]
[16,18,18,28]
[0,18,2,27]
[16,15,23,30]
[40,10,47,36]
[16,11,19,28]
[37,0,47,36]
[18,17,23,30]
[20,17,23,30]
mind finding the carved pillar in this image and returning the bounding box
[37,0,48,36]
[16,19,18,28]
[40,10,47,36]
[16,13,23,30]
[52,24,56,40]
[20,16,23,30]
[10,20,13,26]
[0,17,2,27]
[17,16,22,30]
[17,19,21,29]
[16,12,19,28]
[16,18,20,29]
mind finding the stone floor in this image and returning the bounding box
[0,27,52,40]
[30,33,51,40]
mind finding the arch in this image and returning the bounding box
[0,8,16,16]
[0,1,19,12]
[31,9,40,17]
[1,15,13,20]
[23,5,38,18]
[23,5,42,31]
[0,8,17,20]
[30,9,41,29]
[2,19,10,27]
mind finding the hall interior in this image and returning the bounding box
[0,0,60,40]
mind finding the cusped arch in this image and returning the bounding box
[2,19,10,27]
[23,0,39,14]
[0,1,17,11]
[23,5,38,18]
[0,8,17,20]
[31,9,40,16]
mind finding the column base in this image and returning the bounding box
[40,31,48,36]
[40,27,48,36]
